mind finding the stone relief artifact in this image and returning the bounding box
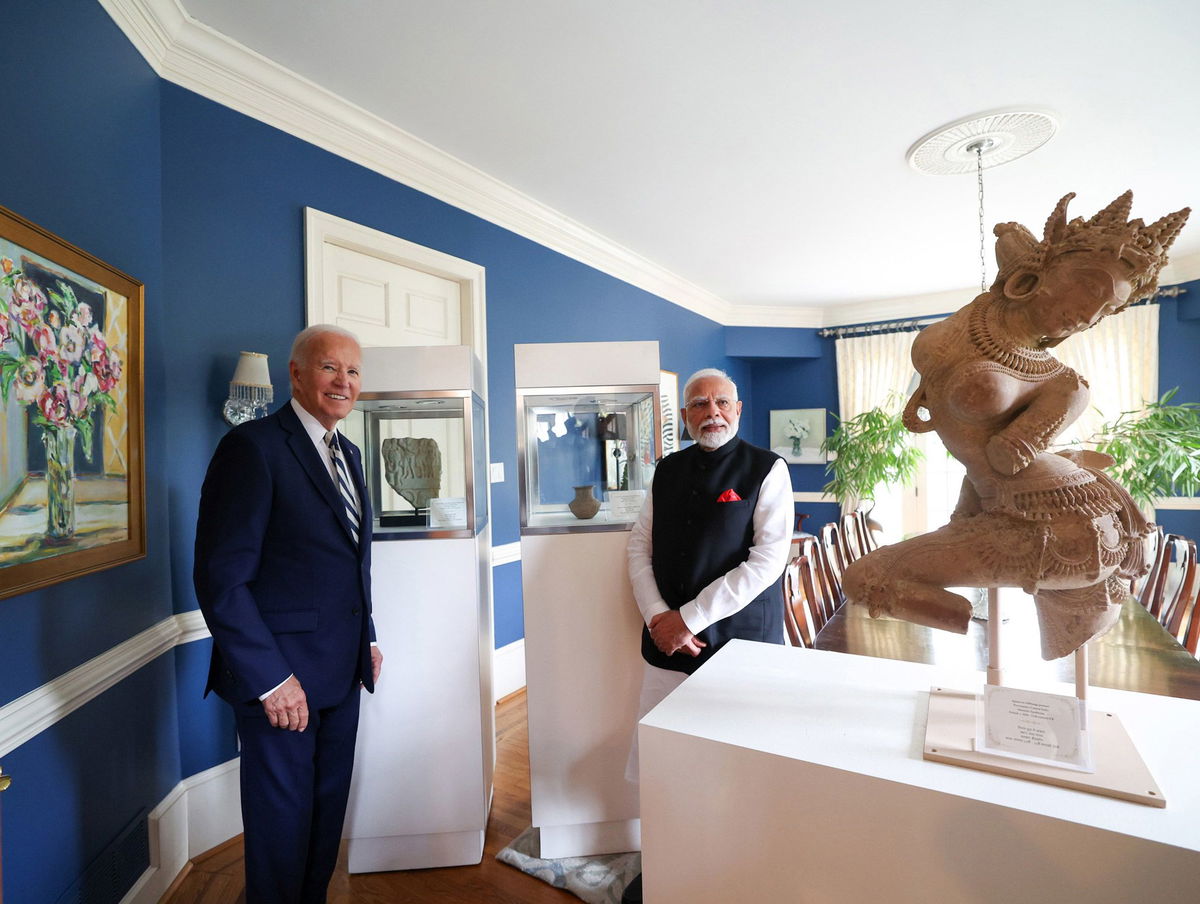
[382,437,441,510]
[843,191,1190,659]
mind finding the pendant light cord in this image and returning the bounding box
[976,145,987,294]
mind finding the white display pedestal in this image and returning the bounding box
[342,345,495,872]
[640,641,1200,904]
[516,339,660,859]
[343,534,495,872]
[521,530,644,858]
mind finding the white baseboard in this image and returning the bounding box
[118,639,526,903]
[120,758,242,904]
[493,638,526,701]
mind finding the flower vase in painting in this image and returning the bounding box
[1,256,123,546]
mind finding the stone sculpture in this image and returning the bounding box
[382,437,441,511]
[843,191,1190,659]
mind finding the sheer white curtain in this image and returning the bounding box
[1051,303,1159,448]
[833,330,919,534]
[834,330,919,422]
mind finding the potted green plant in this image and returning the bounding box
[1088,387,1200,510]
[820,397,924,520]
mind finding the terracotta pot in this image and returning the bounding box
[568,484,601,520]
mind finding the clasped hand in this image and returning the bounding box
[263,647,384,731]
[263,675,309,731]
[648,610,706,657]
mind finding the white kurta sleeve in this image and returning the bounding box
[677,457,794,635]
[627,488,671,626]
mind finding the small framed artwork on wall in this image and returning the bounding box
[769,408,826,464]
[0,204,145,599]
[658,370,679,459]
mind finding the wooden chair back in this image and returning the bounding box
[818,521,848,600]
[797,536,839,626]
[1182,575,1200,658]
[781,556,816,647]
[1136,525,1169,616]
[1160,535,1198,640]
[838,512,866,563]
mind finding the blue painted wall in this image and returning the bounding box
[728,338,841,529]
[0,1,176,900]
[156,80,742,652]
[156,81,755,773]
[1152,280,1200,538]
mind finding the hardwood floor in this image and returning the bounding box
[163,690,577,903]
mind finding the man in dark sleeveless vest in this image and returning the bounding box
[621,368,793,904]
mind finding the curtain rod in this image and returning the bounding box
[817,317,941,340]
[817,285,1188,340]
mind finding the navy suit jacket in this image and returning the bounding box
[194,402,376,709]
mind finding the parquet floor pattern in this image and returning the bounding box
[162,690,576,903]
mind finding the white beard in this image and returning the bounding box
[696,418,738,450]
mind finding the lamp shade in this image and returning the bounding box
[223,351,273,425]
[230,351,271,387]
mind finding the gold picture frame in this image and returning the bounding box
[0,205,145,599]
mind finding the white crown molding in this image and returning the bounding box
[88,2,1200,332]
[826,257,1200,330]
[724,304,826,329]
[99,0,739,324]
[821,285,972,328]
[1160,249,1200,287]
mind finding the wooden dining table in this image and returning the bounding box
[814,590,1200,701]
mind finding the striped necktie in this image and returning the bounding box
[325,430,360,545]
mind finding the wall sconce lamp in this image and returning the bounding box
[222,351,274,425]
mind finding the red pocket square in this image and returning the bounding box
[716,489,742,502]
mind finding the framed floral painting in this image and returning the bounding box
[769,408,826,464]
[0,205,144,599]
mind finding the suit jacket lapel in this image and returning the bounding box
[277,404,358,545]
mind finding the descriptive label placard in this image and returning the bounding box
[976,684,1092,771]
[606,490,647,522]
[429,497,467,529]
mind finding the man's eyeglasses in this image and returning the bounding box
[685,397,735,412]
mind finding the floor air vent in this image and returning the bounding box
[54,808,149,904]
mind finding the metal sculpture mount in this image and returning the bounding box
[382,437,441,511]
[842,191,1190,660]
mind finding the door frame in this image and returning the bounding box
[303,208,488,395]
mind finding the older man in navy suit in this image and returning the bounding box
[194,324,383,903]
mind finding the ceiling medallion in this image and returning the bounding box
[906,108,1058,175]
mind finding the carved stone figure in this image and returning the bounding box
[843,191,1190,659]
[382,437,441,510]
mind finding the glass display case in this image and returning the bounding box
[343,389,487,539]
[517,384,659,533]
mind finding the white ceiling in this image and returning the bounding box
[175,0,1200,318]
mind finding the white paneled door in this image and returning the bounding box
[322,242,462,346]
[304,208,487,371]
